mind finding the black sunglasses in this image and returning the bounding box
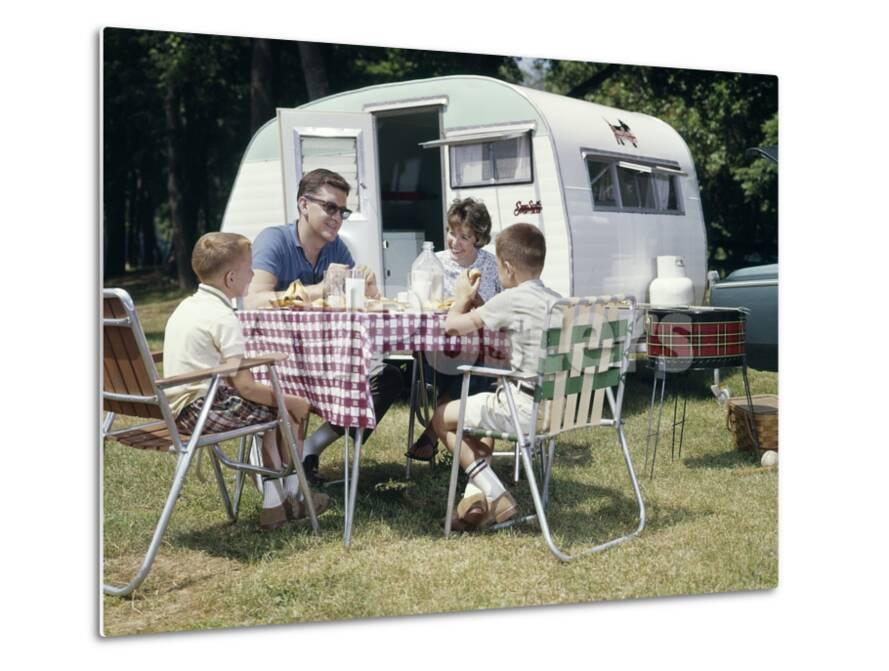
[303,194,353,220]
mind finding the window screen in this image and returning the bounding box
[450,134,532,187]
[300,136,360,212]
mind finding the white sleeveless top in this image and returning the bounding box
[436,248,502,301]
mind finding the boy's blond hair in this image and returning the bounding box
[191,232,251,282]
[495,223,546,275]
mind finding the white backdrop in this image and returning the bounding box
[5,0,886,666]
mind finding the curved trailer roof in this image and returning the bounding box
[238,75,694,172]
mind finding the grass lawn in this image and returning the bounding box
[101,273,778,636]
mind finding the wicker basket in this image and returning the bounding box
[726,394,778,453]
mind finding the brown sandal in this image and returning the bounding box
[442,493,488,531]
[405,431,438,462]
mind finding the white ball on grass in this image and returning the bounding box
[761,450,778,467]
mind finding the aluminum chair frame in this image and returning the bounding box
[102,288,320,597]
[443,296,645,561]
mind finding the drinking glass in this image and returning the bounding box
[324,267,347,307]
[345,268,366,310]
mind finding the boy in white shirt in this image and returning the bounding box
[163,232,329,530]
[431,223,561,530]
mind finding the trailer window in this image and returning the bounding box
[300,136,361,213]
[450,134,532,188]
[584,154,683,214]
[653,173,678,210]
[587,159,617,207]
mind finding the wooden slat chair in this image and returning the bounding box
[443,296,645,561]
[102,288,321,597]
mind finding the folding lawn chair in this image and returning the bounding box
[102,288,320,597]
[443,295,645,561]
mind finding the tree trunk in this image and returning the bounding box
[251,38,276,132]
[135,167,159,267]
[164,81,195,290]
[125,168,138,269]
[298,41,329,100]
[103,175,126,278]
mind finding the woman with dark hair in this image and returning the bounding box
[435,197,501,301]
[406,198,502,462]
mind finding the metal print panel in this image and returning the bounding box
[101,26,778,636]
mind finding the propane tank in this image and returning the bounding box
[649,255,694,306]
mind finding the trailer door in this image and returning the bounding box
[277,109,382,284]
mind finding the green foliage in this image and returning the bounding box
[735,115,778,213]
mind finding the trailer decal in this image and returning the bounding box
[514,200,543,215]
[605,118,638,148]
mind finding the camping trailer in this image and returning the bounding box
[221,75,707,302]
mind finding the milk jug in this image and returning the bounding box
[409,241,445,307]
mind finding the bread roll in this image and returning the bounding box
[468,268,482,282]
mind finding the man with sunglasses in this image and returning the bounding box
[246,168,377,305]
[246,168,402,484]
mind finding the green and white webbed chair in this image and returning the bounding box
[102,288,321,597]
[443,296,645,561]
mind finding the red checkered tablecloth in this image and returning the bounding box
[238,309,510,429]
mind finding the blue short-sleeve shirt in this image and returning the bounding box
[251,224,354,290]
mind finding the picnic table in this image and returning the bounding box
[238,308,510,544]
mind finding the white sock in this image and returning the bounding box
[283,474,303,501]
[464,455,492,497]
[262,478,285,508]
[465,458,505,500]
[303,423,340,457]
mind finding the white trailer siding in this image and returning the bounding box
[221,121,285,243]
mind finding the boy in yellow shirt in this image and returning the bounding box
[163,232,329,529]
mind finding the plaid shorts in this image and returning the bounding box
[176,385,276,434]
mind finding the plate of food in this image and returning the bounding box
[306,297,347,312]
[366,297,406,312]
[421,297,455,313]
[267,296,306,310]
